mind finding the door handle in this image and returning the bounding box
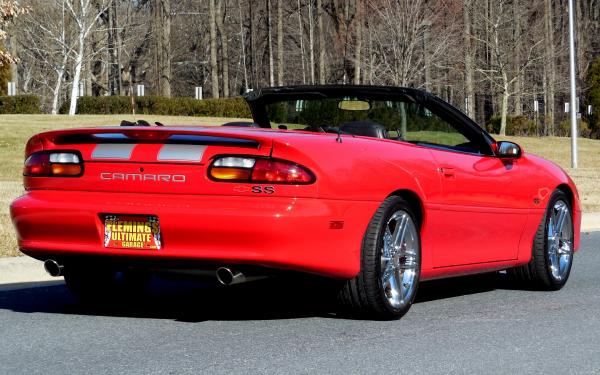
[438,167,455,177]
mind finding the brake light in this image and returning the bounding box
[24,151,83,177]
[209,156,315,184]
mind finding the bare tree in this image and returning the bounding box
[276,0,283,85]
[215,0,229,96]
[153,0,171,97]
[543,0,556,135]
[209,0,219,97]
[267,0,274,86]
[353,0,363,85]
[473,0,543,135]
[317,0,325,84]
[297,0,306,84]
[63,0,110,115]
[463,0,474,118]
[368,0,453,87]
[20,0,71,113]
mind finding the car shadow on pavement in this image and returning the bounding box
[0,272,526,322]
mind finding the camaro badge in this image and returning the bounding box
[100,172,186,182]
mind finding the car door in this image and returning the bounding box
[400,101,531,267]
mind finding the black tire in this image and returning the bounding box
[64,263,150,304]
[338,196,421,320]
[508,190,574,290]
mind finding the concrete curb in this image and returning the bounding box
[0,257,58,285]
[1,213,599,287]
[582,212,600,232]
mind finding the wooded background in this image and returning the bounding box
[1,0,600,136]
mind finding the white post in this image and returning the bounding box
[534,100,539,136]
[568,0,578,168]
[78,81,85,97]
[137,84,145,97]
[7,82,16,96]
[195,86,203,100]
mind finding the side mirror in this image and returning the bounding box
[496,141,522,158]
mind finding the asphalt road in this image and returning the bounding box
[0,233,598,375]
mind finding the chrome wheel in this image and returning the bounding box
[380,210,420,309]
[547,200,573,281]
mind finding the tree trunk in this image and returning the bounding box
[9,34,18,91]
[513,0,522,116]
[51,54,68,115]
[308,0,315,84]
[277,0,284,86]
[463,0,474,118]
[51,69,64,115]
[209,0,220,98]
[216,1,229,97]
[84,52,92,96]
[108,0,122,95]
[267,0,275,86]
[500,81,510,136]
[69,32,85,115]
[317,0,325,84]
[353,0,362,85]
[237,0,249,91]
[544,0,555,135]
[297,0,306,84]
[154,0,171,97]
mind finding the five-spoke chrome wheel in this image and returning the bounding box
[338,195,421,319]
[547,200,573,281]
[507,189,574,290]
[380,210,420,309]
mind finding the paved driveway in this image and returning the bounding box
[0,232,598,374]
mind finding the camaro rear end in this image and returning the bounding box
[11,85,581,319]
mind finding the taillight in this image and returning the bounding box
[24,151,83,177]
[209,156,315,184]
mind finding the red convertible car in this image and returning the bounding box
[10,85,580,319]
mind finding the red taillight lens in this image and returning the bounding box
[251,159,314,183]
[24,151,83,177]
[208,156,315,184]
[24,152,51,176]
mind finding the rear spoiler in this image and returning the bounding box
[25,127,267,157]
[54,132,260,148]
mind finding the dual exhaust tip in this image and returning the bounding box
[44,261,257,286]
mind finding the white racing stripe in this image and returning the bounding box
[157,144,207,162]
[92,144,137,159]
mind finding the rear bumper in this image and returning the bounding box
[11,190,378,279]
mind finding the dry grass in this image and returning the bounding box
[1,115,599,257]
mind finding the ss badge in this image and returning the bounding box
[252,186,275,194]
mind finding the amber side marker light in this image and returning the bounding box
[24,151,83,177]
[209,156,315,184]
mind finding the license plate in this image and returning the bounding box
[104,215,161,250]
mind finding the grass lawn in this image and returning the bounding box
[1,114,599,257]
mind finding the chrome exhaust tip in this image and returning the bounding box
[43,259,64,277]
[216,267,246,286]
